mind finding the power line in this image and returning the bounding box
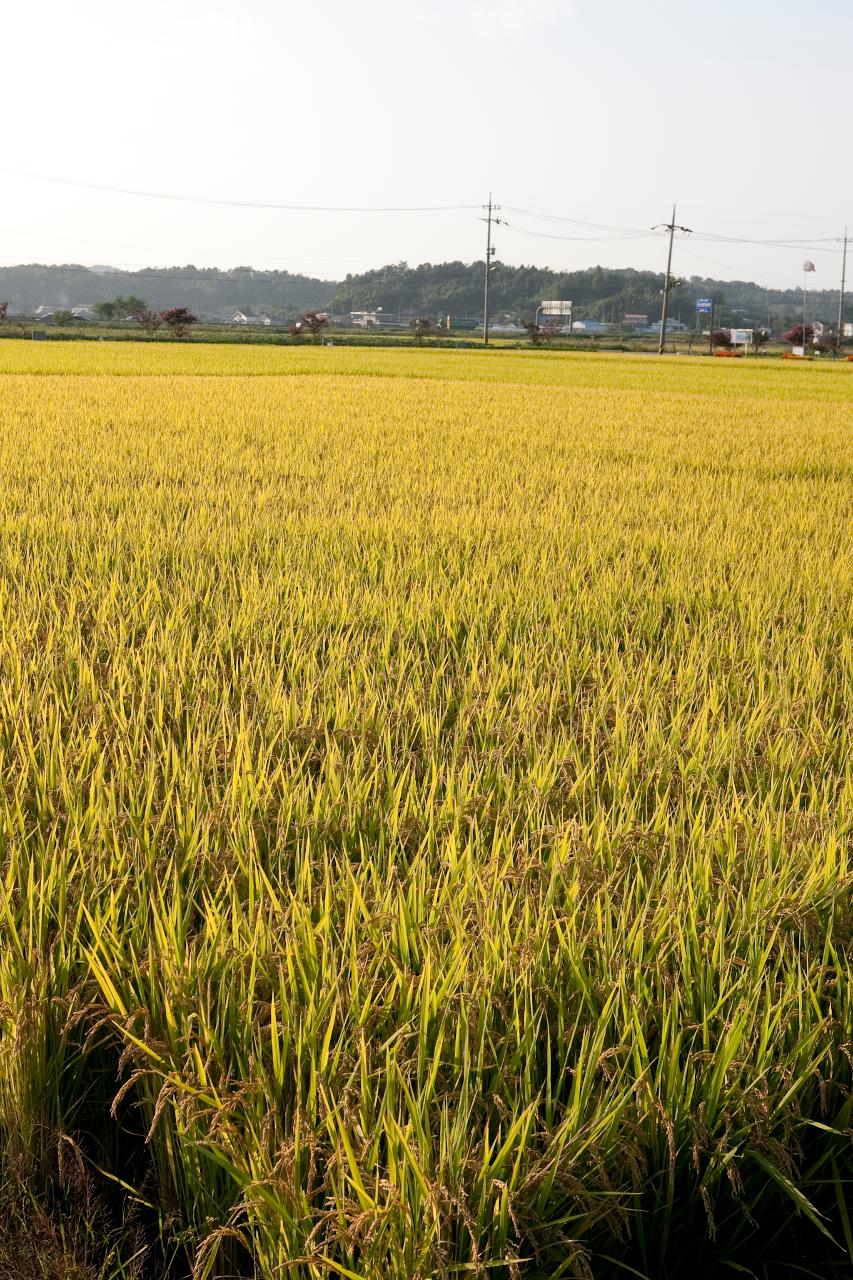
[2,170,849,312]
[2,165,847,254]
[690,228,842,246]
[502,220,655,244]
[502,202,846,253]
[690,230,841,254]
[502,205,652,235]
[0,166,479,214]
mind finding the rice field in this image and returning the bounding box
[0,342,851,1279]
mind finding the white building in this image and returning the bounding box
[229,310,271,326]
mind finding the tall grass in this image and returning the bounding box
[0,346,851,1277]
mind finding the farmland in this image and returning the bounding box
[0,343,851,1279]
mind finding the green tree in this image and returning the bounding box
[114,294,148,319]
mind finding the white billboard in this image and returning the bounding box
[540,300,573,316]
[730,328,753,345]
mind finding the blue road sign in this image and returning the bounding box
[696,298,713,314]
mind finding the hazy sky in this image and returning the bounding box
[2,0,850,288]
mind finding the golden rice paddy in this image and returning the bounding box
[0,341,851,1278]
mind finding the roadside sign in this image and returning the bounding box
[844,323,853,339]
[540,300,572,316]
[696,298,713,314]
[730,328,753,345]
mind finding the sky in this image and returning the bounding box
[1,0,851,290]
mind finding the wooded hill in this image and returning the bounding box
[0,264,334,319]
[328,262,843,329]
[0,260,842,330]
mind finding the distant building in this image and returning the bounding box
[31,304,102,323]
[637,319,688,334]
[444,316,482,331]
[572,320,612,334]
[350,311,406,328]
[228,310,271,326]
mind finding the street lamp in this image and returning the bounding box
[802,260,815,349]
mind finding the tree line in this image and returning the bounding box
[327,261,843,330]
[0,264,333,318]
[0,261,844,332]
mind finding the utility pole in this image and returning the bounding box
[653,204,691,355]
[836,228,848,358]
[481,194,501,346]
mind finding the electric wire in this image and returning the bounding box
[0,167,479,214]
[0,166,848,298]
[1,168,846,248]
[501,219,656,244]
